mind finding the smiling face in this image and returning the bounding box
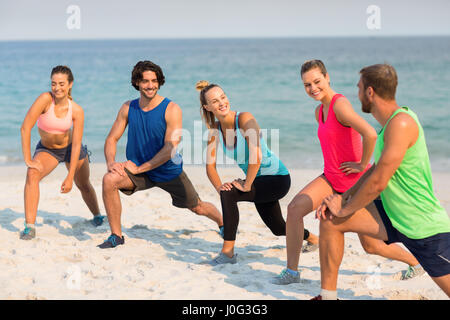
[51,73,73,100]
[301,67,330,101]
[137,70,159,100]
[203,86,230,117]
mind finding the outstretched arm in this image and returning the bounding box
[20,92,52,172]
[61,103,84,193]
[231,112,262,192]
[104,102,129,175]
[205,124,230,193]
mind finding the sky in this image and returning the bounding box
[1,0,449,40]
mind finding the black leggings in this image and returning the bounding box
[220,174,309,241]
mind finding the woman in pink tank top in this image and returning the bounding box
[273,60,420,284]
[20,66,103,240]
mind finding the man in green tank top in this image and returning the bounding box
[311,64,450,300]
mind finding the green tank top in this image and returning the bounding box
[373,107,450,239]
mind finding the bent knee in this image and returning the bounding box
[287,199,309,220]
[319,218,339,234]
[362,245,378,255]
[360,240,381,255]
[102,172,121,189]
[189,204,205,216]
[26,168,41,184]
[271,228,286,237]
[219,188,238,200]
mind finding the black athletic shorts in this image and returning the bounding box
[120,169,200,209]
[375,199,450,278]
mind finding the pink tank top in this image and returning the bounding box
[37,97,73,134]
[317,94,370,193]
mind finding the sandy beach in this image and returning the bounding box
[0,163,449,300]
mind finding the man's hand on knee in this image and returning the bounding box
[107,161,126,176]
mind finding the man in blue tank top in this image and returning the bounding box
[98,61,223,248]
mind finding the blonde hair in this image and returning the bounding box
[196,80,220,129]
[195,80,209,91]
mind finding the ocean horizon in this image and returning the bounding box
[1,36,449,171]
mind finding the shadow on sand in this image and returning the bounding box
[1,208,384,300]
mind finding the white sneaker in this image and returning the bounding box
[209,253,238,266]
[302,242,319,253]
[394,265,425,280]
[270,268,300,285]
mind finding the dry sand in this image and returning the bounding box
[0,163,449,300]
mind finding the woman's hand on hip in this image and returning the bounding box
[339,161,365,175]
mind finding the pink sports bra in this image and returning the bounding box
[37,96,73,134]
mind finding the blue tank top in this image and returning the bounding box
[218,112,289,176]
[126,98,183,182]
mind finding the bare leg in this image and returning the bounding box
[358,234,419,266]
[319,218,345,291]
[286,176,333,271]
[102,171,135,237]
[306,232,319,245]
[431,274,450,298]
[221,241,236,257]
[66,158,100,216]
[24,152,59,224]
[190,199,223,227]
[320,201,389,291]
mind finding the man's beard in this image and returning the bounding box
[361,95,373,114]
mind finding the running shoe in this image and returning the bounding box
[310,295,339,300]
[98,234,125,249]
[91,215,105,227]
[209,252,237,266]
[394,265,425,280]
[270,268,300,285]
[20,225,36,240]
[302,242,319,253]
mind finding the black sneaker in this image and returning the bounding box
[98,234,125,249]
[91,215,105,227]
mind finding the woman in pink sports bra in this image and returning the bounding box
[272,60,421,285]
[20,66,103,240]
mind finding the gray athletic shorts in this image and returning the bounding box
[120,169,200,209]
[33,140,90,163]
